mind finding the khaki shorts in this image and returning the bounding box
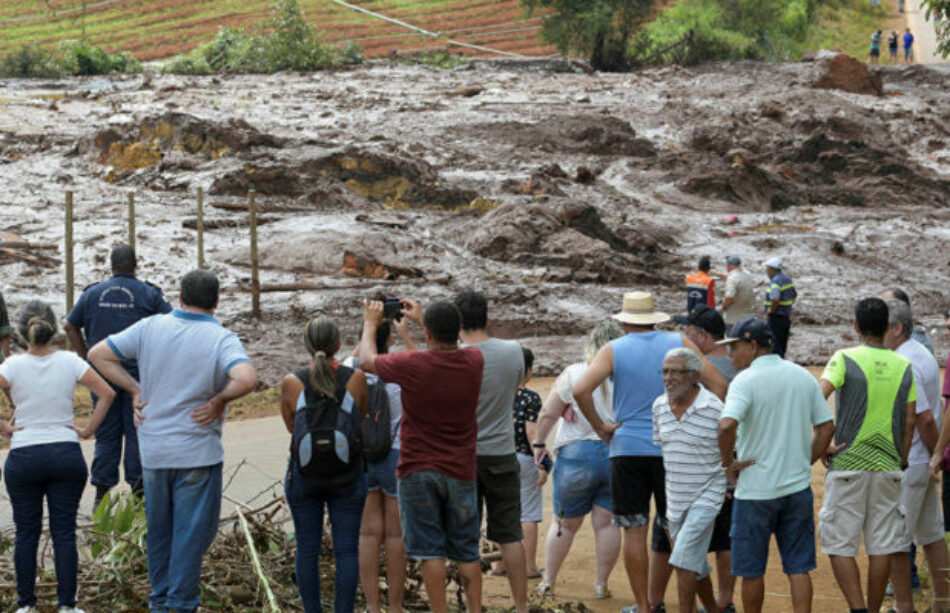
[901,464,944,546]
[818,470,910,556]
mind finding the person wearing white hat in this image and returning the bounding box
[573,291,728,613]
[763,258,796,359]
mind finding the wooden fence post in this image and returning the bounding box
[65,191,74,313]
[197,187,205,269]
[248,190,260,318]
[127,192,136,249]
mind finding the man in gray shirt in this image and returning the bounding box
[455,290,528,613]
[722,255,755,326]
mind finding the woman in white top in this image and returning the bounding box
[530,321,623,599]
[0,300,114,613]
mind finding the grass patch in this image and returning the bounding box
[803,0,906,60]
[0,39,142,78]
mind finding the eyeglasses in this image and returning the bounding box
[660,368,692,376]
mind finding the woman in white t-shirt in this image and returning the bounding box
[530,321,623,599]
[0,300,114,613]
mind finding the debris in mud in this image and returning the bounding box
[808,53,883,96]
[460,115,657,156]
[181,215,279,230]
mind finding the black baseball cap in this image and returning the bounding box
[672,304,726,339]
[717,318,773,346]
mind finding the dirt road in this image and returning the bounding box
[907,0,946,63]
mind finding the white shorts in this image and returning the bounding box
[518,453,543,523]
[819,470,910,556]
[901,464,944,546]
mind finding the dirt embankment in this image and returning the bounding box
[0,58,947,384]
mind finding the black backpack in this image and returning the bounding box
[362,376,393,463]
[291,365,362,489]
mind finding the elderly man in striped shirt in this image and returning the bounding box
[653,347,729,613]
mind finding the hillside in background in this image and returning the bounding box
[0,0,556,60]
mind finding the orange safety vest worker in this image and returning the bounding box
[685,271,716,311]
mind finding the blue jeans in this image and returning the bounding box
[553,439,612,518]
[4,442,88,608]
[397,469,480,562]
[143,463,222,613]
[91,387,142,489]
[285,460,367,613]
[731,486,815,577]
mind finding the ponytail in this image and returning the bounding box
[27,316,55,346]
[304,317,340,399]
[17,300,57,347]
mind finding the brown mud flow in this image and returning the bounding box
[0,57,947,384]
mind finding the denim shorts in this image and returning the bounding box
[397,470,479,563]
[366,448,399,497]
[669,506,719,579]
[553,439,612,518]
[731,486,816,577]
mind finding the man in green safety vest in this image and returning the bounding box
[763,257,797,359]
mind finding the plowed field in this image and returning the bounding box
[0,0,556,60]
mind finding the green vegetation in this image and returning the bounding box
[800,0,906,60]
[397,49,468,69]
[163,0,360,74]
[0,39,141,78]
[923,0,949,56]
[521,0,653,69]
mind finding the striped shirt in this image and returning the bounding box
[653,385,727,524]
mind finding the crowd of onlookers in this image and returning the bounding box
[0,245,949,613]
[869,27,916,64]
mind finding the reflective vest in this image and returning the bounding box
[685,271,716,311]
[764,272,796,317]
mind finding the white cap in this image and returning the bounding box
[765,257,782,269]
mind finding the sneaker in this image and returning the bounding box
[653,605,667,613]
[621,607,639,613]
[720,605,737,613]
[59,608,87,613]
[535,581,552,597]
[594,583,611,599]
[886,580,895,597]
[16,607,38,613]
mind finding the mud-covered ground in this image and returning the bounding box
[0,58,948,384]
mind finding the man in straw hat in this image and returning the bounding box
[573,291,727,613]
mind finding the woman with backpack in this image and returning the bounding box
[345,317,414,613]
[281,316,369,613]
[0,300,115,613]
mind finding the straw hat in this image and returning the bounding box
[611,291,671,325]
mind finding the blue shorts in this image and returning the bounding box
[366,448,399,497]
[553,439,612,518]
[397,470,479,562]
[731,486,816,578]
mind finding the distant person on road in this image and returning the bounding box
[0,300,115,613]
[904,28,915,63]
[652,348,728,613]
[65,244,172,509]
[717,317,835,613]
[89,269,258,613]
[888,30,900,62]
[686,255,716,312]
[573,291,727,613]
[882,299,949,613]
[870,29,883,64]
[818,297,916,613]
[281,316,369,613]
[722,255,756,326]
[454,290,529,613]
[763,257,796,359]
[531,321,622,600]
[358,298,485,613]
[673,304,737,612]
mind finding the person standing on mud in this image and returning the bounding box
[717,317,834,613]
[358,298,485,613]
[64,244,172,509]
[818,298,916,613]
[763,257,796,359]
[722,255,755,327]
[673,304,738,612]
[454,290,530,613]
[573,291,727,613]
[882,299,950,613]
[89,269,258,613]
[685,255,716,312]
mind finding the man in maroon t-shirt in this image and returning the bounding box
[359,298,485,613]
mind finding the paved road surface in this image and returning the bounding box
[908,0,946,63]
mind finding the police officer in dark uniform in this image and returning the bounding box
[65,244,172,509]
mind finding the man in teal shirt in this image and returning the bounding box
[717,318,834,613]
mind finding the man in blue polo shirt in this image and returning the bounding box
[65,244,172,507]
[717,318,834,613]
[89,269,257,613]
[574,291,727,613]
[763,257,796,359]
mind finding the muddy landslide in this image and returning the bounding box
[0,58,948,384]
